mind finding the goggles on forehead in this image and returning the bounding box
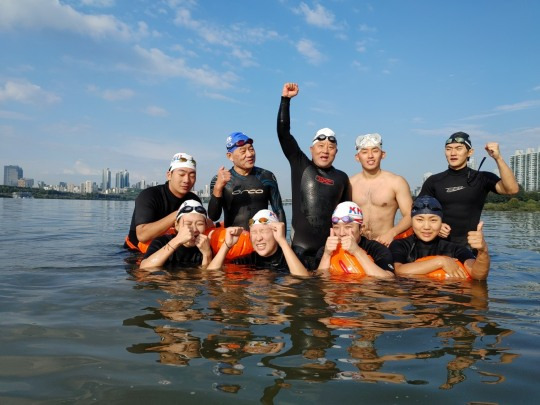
[331,216,362,224]
[176,205,207,220]
[228,138,253,150]
[412,201,442,212]
[314,134,337,143]
[445,136,471,148]
[248,217,272,227]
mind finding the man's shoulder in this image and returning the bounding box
[136,183,166,200]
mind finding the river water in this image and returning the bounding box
[0,198,538,404]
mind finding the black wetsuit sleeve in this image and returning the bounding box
[341,179,352,202]
[277,96,304,163]
[362,240,395,272]
[454,245,476,263]
[143,235,171,258]
[265,172,287,226]
[207,174,223,222]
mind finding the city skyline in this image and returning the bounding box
[1,1,539,195]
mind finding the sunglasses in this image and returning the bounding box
[248,217,271,226]
[412,201,442,212]
[331,216,361,224]
[314,134,337,143]
[177,205,207,219]
[228,138,254,149]
[445,136,471,148]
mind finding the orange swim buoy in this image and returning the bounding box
[415,256,471,280]
[394,227,414,240]
[209,227,254,260]
[329,246,370,276]
[125,227,176,254]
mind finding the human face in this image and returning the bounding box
[228,143,255,174]
[412,214,442,242]
[167,168,196,198]
[445,143,473,170]
[332,222,362,243]
[355,146,385,171]
[249,224,278,257]
[176,212,206,247]
[310,140,337,169]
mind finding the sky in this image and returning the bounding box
[1,0,539,196]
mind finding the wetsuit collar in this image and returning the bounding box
[446,165,469,175]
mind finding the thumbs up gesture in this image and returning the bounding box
[468,221,487,251]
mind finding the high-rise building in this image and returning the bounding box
[4,165,23,186]
[510,148,540,191]
[102,168,111,191]
[115,169,130,189]
[467,156,476,170]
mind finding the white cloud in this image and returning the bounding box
[0,0,146,41]
[296,39,324,65]
[0,79,60,104]
[533,85,540,91]
[295,2,336,29]
[102,88,135,101]
[494,100,540,112]
[356,40,368,53]
[144,105,168,117]
[132,45,238,89]
[81,0,115,7]
[0,110,32,120]
[63,160,100,176]
[358,23,376,33]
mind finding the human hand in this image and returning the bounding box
[485,142,501,160]
[174,218,194,245]
[441,257,468,278]
[195,234,212,255]
[224,226,243,249]
[375,230,394,247]
[215,166,231,190]
[341,228,360,254]
[439,223,451,238]
[324,228,340,255]
[269,222,286,244]
[468,221,487,252]
[282,82,299,98]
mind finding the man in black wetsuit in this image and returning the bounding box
[208,131,286,230]
[124,152,201,253]
[419,132,518,247]
[278,82,351,268]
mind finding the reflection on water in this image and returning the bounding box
[0,200,538,403]
[125,264,519,401]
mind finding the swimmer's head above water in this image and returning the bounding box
[310,128,338,169]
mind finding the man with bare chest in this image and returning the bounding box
[349,133,412,246]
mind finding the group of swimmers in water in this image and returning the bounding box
[125,82,519,281]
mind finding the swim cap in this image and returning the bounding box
[248,209,279,227]
[226,132,254,152]
[176,200,207,221]
[332,201,363,224]
[411,196,443,218]
[169,152,196,172]
[355,133,382,150]
[312,128,337,145]
[445,132,472,149]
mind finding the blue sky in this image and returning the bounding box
[1,0,539,195]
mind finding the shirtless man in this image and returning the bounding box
[349,133,412,246]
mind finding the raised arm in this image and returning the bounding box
[271,222,310,276]
[277,83,304,161]
[206,227,244,270]
[465,221,490,280]
[486,143,519,195]
[208,169,231,221]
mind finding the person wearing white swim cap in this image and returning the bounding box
[349,133,413,247]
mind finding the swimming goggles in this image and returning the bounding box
[313,134,337,143]
[227,138,253,150]
[411,201,442,212]
[248,217,272,227]
[169,155,196,169]
[445,136,471,149]
[176,205,207,220]
[331,216,362,224]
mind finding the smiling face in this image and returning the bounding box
[445,143,473,170]
[167,168,196,198]
[175,212,206,247]
[310,140,337,169]
[249,224,278,257]
[355,146,385,172]
[228,143,256,173]
[412,214,442,242]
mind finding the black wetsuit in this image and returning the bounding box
[143,234,203,267]
[420,166,499,246]
[208,166,286,230]
[125,182,200,248]
[232,246,289,272]
[317,237,395,272]
[389,235,475,264]
[277,97,351,264]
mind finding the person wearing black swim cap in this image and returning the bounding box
[419,132,518,247]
